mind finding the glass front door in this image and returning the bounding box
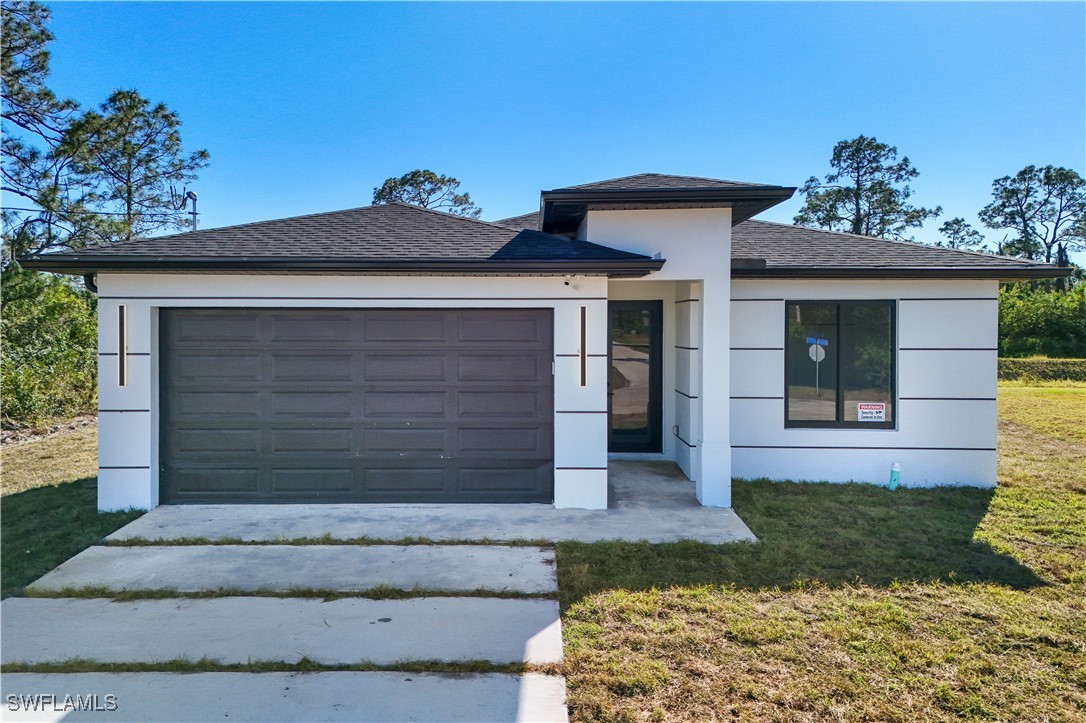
[608,300,663,453]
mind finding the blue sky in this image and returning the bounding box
[45,2,1085,257]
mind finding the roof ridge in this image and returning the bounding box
[560,172,764,190]
[743,219,1050,266]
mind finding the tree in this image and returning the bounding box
[2,3,209,289]
[372,170,481,218]
[978,165,1085,264]
[62,90,210,242]
[936,217,986,251]
[794,135,941,241]
[2,0,103,295]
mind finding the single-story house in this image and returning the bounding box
[23,173,1066,512]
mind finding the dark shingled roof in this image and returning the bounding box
[553,173,767,191]
[491,212,1063,279]
[20,202,664,277]
[494,212,540,230]
[730,220,1060,276]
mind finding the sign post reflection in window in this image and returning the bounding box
[786,301,895,429]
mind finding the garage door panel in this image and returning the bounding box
[458,354,544,381]
[363,354,448,382]
[458,427,542,453]
[270,469,353,495]
[458,465,551,499]
[457,390,548,418]
[457,313,548,344]
[171,468,261,496]
[175,314,261,343]
[269,391,352,418]
[270,313,353,342]
[364,390,448,418]
[365,467,449,494]
[174,391,261,417]
[161,308,553,503]
[364,314,447,342]
[175,354,262,382]
[172,429,261,454]
[272,354,354,382]
[364,427,448,453]
[270,428,353,453]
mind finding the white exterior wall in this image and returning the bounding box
[592,208,733,506]
[730,279,999,488]
[95,274,610,511]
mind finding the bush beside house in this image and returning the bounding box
[998,284,1086,359]
[1,279,97,427]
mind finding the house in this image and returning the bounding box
[22,173,1066,512]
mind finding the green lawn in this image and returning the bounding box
[0,427,141,598]
[558,383,1086,721]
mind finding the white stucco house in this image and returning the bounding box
[24,173,1066,512]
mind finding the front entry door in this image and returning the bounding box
[608,300,663,453]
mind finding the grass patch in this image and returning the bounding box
[0,426,98,496]
[1,426,142,598]
[1,657,529,676]
[559,382,1086,721]
[23,584,555,602]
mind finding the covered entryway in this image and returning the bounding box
[160,308,554,503]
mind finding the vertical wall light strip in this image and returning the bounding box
[579,305,587,387]
[117,304,127,387]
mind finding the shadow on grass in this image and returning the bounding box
[556,479,1044,607]
[1,478,142,599]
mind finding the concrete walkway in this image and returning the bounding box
[2,597,563,665]
[0,672,567,722]
[2,541,568,721]
[108,462,757,544]
[29,545,557,594]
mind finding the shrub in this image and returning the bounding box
[1,278,98,427]
[999,284,1086,358]
[998,358,1086,382]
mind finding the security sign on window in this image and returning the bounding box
[857,402,886,422]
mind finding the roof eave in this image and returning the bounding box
[730,266,1072,281]
[18,256,666,279]
[540,186,796,234]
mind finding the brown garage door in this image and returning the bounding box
[160,308,554,503]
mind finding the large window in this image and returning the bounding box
[785,301,895,428]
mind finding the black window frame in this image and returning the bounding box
[784,299,897,430]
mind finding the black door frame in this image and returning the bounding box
[608,300,663,453]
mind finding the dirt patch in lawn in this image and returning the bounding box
[1,414,97,447]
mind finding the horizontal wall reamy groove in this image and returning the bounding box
[674,432,696,448]
[674,298,700,304]
[730,396,783,400]
[556,410,607,414]
[675,390,698,399]
[731,347,784,351]
[899,348,998,351]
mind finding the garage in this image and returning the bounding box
[160,308,554,503]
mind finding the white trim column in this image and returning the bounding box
[696,276,732,507]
